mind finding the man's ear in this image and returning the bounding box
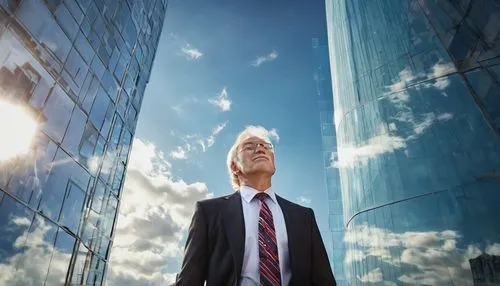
[230,161,240,175]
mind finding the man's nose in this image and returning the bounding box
[255,144,267,153]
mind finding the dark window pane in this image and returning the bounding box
[113,53,128,83]
[110,115,123,149]
[64,0,84,24]
[126,105,137,128]
[108,47,120,73]
[74,31,95,64]
[42,84,75,143]
[87,29,102,52]
[16,0,72,62]
[62,105,87,158]
[82,74,99,113]
[123,17,137,50]
[101,104,115,138]
[58,180,86,234]
[90,55,105,81]
[62,48,89,95]
[123,73,135,96]
[79,122,98,165]
[89,87,111,130]
[102,70,119,102]
[117,92,128,119]
[54,3,79,41]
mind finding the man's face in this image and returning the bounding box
[232,137,276,177]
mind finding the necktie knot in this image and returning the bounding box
[254,192,269,202]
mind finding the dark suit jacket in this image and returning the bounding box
[175,192,336,286]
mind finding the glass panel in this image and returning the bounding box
[58,180,86,235]
[70,243,91,284]
[90,55,105,81]
[89,87,111,131]
[62,105,87,158]
[38,148,72,221]
[42,84,75,143]
[79,122,98,166]
[126,105,137,128]
[87,256,106,285]
[54,2,79,41]
[123,17,137,50]
[102,194,118,237]
[7,133,58,205]
[45,228,75,285]
[61,48,89,98]
[22,214,58,283]
[113,52,128,83]
[117,92,129,119]
[102,70,119,102]
[74,31,95,65]
[64,0,84,24]
[0,30,56,109]
[110,114,123,150]
[0,195,34,262]
[91,179,106,213]
[101,103,114,139]
[82,74,99,113]
[16,0,72,62]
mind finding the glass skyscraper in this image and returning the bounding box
[326,0,500,285]
[0,0,166,285]
[313,37,347,286]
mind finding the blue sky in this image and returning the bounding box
[107,0,332,284]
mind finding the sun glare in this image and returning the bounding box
[0,100,38,162]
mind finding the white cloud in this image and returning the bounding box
[357,267,383,283]
[344,224,497,286]
[385,62,456,97]
[181,44,203,60]
[297,196,312,206]
[0,215,74,285]
[170,122,228,160]
[170,146,187,160]
[208,87,232,112]
[251,50,279,67]
[334,130,406,168]
[106,138,212,286]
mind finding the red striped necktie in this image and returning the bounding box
[255,192,281,286]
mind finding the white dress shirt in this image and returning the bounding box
[239,185,291,286]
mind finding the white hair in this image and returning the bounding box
[226,125,279,191]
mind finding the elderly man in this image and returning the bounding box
[175,126,336,286]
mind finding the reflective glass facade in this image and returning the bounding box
[326,0,500,285]
[313,37,347,285]
[0,0,166,284]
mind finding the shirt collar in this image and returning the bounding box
[240,185,277,204]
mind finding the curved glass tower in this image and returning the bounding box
[326,0,500,285]
[0,1,166,285]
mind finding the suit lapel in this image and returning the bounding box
[222,192,245,280]
[276,195,300,282]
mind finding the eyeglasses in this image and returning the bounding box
[239,141,274,152]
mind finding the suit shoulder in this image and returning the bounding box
[277,196,311,213]
[198,192,239,207]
